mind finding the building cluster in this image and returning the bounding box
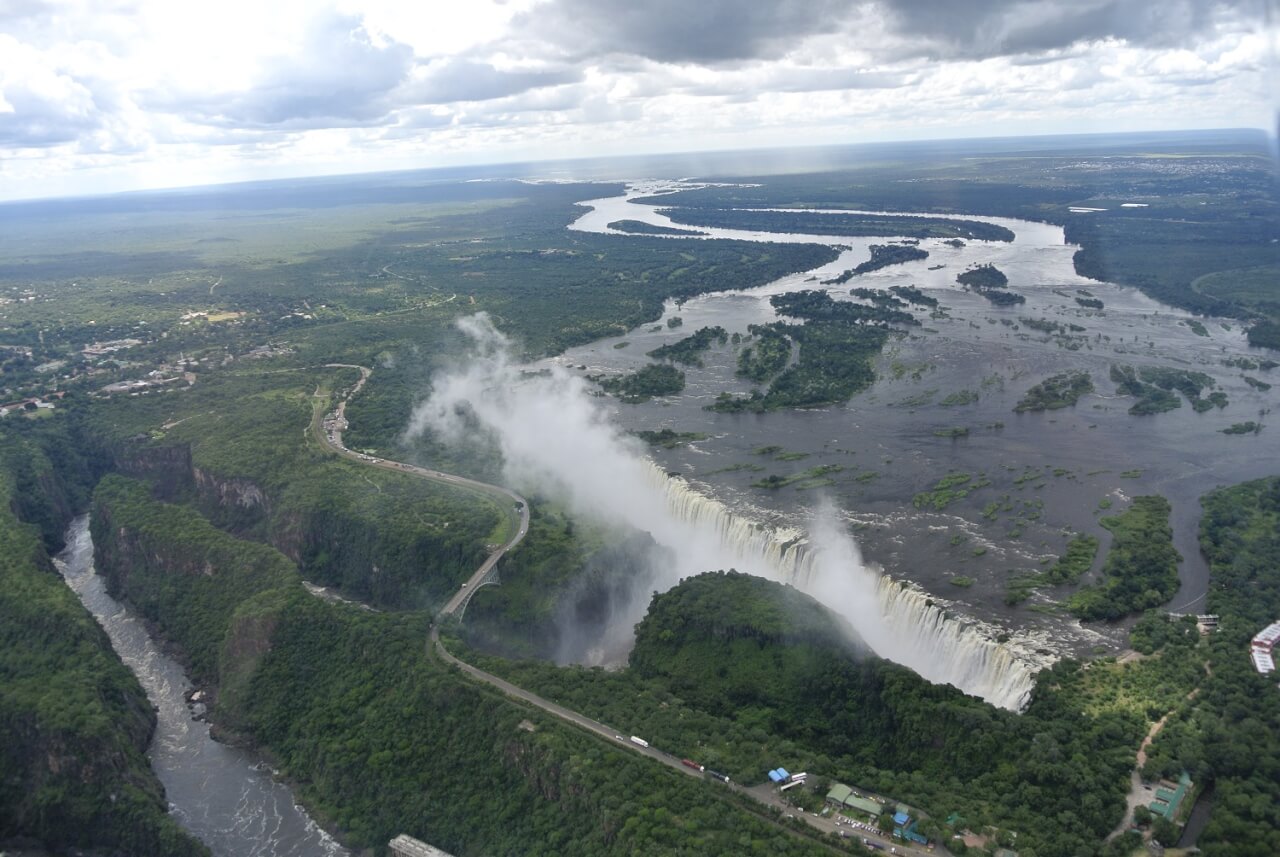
[825,783,929,845]
[1250,620,1280,675]
[0,391,65,417]
[1148,771,1193,822]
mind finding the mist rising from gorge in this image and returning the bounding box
[405,314,970,688]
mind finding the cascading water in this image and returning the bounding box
[409,314,1046,713]
[653,466,1044,711]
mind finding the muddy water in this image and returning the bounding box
[54,516,348,857]
[552,182,1279,653]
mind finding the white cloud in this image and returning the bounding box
[0,0,1274,200]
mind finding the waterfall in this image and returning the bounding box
[652,465,1044,711]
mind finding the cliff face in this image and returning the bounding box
[0,464,206,855]
[91,475,298,685]
[111,442,424,608]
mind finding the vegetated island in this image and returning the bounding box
[820,243,929,284]
[1111,364,1226,414]
[1013,371,1094,413]
[708,290,910,413]
[957,263,1009,289]
[606,219,707,236]
[957,263,1025,305]
[594,363,685,403]
[657,208,1016,242]
[889,284,939,307]
[633,428,710,447]
[647,325,728,366]
[1221,421,1262,435]
[1068,495,1181,620]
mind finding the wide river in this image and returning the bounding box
[551,181,1280,653]
[54,516,348,857]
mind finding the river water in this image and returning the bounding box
[53,516,349,857]
[550,181,1280,655]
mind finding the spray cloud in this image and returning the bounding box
[406,314,1037,708]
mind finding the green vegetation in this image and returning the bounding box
[1247,319,1280,351]
[0,423,205,856]
[752,464,843,490]
[634,428,710,447]
[855,243,929,273]
[977,289,1025,306]
[1075,297,1105,309]
[912,472,990,510]
[91,369,502,610]
[596,363,685,402]
[647,325,728,365]
[822,244,929,283]
[1243,375,1272,391]
[1154,477,1280,855]
[1069,496,1181,620]
[736,324,793,382]
[932,426,969,438]
[711,291,892,412]
[1043,534,1100,585]
[660,208,1016,242]
[90,480,836,856]
[667,315,684,329]
[1185,319,1209,337]
[939,389,979,406]
[1221,421,1262,435]
[1111,363,1225,415]
[889,285,938,307]
[92,475,300,682]
[1013,371,1094,412]
[606,219,706,236]
[463,571,1150,856]
[949,576,975,588]
[1192,265,1280,314]
[956,264,1009,289]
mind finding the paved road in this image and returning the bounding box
[313,365,938,856]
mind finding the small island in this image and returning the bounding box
[1014,371,1094,412]
[606,219,706,236]
[957,263,1009,289]
[595,363,685,402]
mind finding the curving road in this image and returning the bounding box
[313,364,938,856]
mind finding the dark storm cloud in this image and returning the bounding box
[881,0,1249,59]
[149,13,413,129]
[522,0,1257,66]
[518,0,861,64]
[406,59,581,104]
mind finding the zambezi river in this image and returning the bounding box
[54,516,348,857]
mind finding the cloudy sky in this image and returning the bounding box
[1,0,1276,200]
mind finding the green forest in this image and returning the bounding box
[0,140,1277,856]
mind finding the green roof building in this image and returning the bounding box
[845,796,882,818]
[1149,771,1193,820]
[826,784,854,807]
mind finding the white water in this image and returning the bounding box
[412,316,1043,710]
[656,467,1042,710]
[53,516,348,857]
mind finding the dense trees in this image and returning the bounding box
[647,325,729,366]
[660,208,1016,242]
[596,363,686,402]
[0,419,205,856]
[1013,371,1094,413]
[465,571,1144,855]
[1069,496,1181,620]
[92,488,837,856]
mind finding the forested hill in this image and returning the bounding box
[620,571,1143,852]
[0,410,206,856]
[630,572,1035,779]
